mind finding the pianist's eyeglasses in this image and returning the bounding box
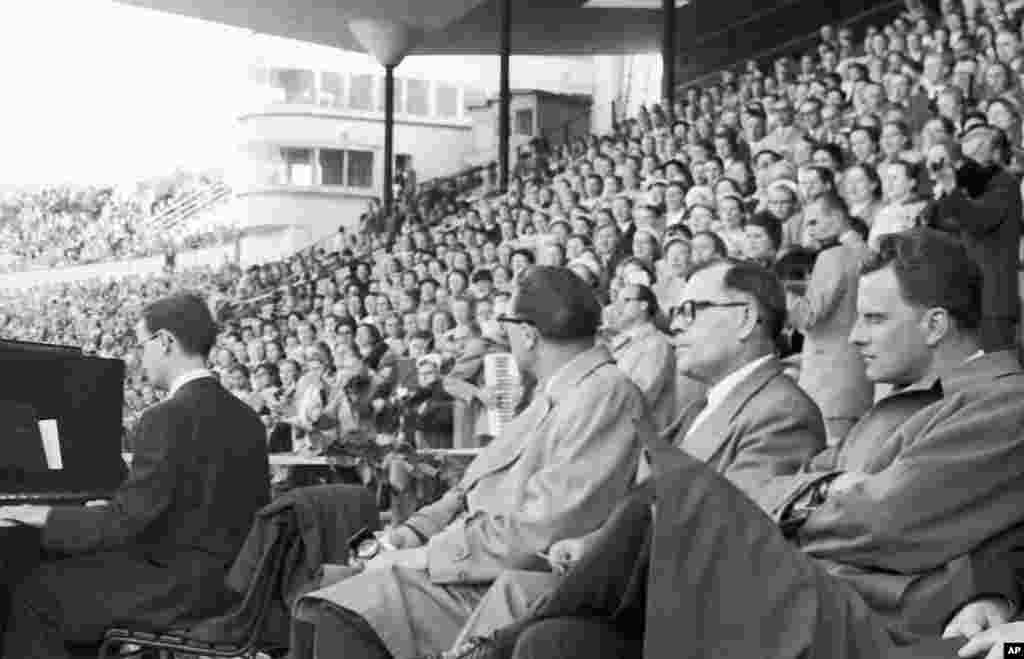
[496,314,536,327]
[140,331,172,347]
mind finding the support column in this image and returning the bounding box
[593,55,625,135]
[661,0,676,106]
[384,64,395,215]
[349,18,421,217]
[498,0,511,191]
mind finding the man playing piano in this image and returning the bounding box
[0,293,270,659]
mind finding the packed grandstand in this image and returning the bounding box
[0,173,239,272]
[0,0,1021,450]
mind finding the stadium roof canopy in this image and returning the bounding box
[117,0,900,80]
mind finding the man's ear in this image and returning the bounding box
[737,300,760,341]
[922,307,952,347]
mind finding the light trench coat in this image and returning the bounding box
[295,345,651,659]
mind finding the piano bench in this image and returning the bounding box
[99,627,284,658]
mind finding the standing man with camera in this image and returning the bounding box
[924,127,1022,353]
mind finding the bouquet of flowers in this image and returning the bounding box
[323,429,467,523]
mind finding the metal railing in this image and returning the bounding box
[148,180,233,230]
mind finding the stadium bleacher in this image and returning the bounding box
[0,0,1021,444]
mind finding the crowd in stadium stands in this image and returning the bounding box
[0,176,239,272]
[0,0,1021,479]
[5,0,1024,656]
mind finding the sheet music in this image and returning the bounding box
[38,419,63,470]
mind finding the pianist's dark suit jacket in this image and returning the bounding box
[41,375,271,624]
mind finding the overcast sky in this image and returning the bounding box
[0,0,251,186]
[0,1,623,188]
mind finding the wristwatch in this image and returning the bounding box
[354,536,383,560]
[779,476,835,539]
[810,476,832,507]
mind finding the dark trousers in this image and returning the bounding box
[511,618,639,659]
[4,558,118,659]
[0,525,46,657]
[3,550,231,659]
[4,579,98,659]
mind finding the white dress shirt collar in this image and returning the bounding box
[169,368,215,398]
[965,350,985,363]
[704,355,773,415]
[686,355,774,440]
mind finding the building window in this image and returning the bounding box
[271,68,316,104]
[515,109,534,136]
[436,83,459,118]
[406,78,429,116]
[464,87,487,108]
[280,147,313,186]
[320,72,344,108]
[319,149,345,185]
[347,150,374,188]
[349,73,374,111]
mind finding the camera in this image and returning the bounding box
[348,526,382,561]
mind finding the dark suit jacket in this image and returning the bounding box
[646,356,825,503]
[42,376,270,621]
[481,484,656,659]
[925,168,1022,321]
[226,484,379,646]
[645,457,894,659]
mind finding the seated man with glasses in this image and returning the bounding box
[290,265,652,659]
[431,259,826,659]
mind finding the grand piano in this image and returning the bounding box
[0,339,127,504]
[0,339,128,651]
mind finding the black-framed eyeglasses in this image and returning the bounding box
[140,332,165,347]
[496,314,535,327]
[672,300,750,325]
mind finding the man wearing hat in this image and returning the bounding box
[292,266,651,659]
